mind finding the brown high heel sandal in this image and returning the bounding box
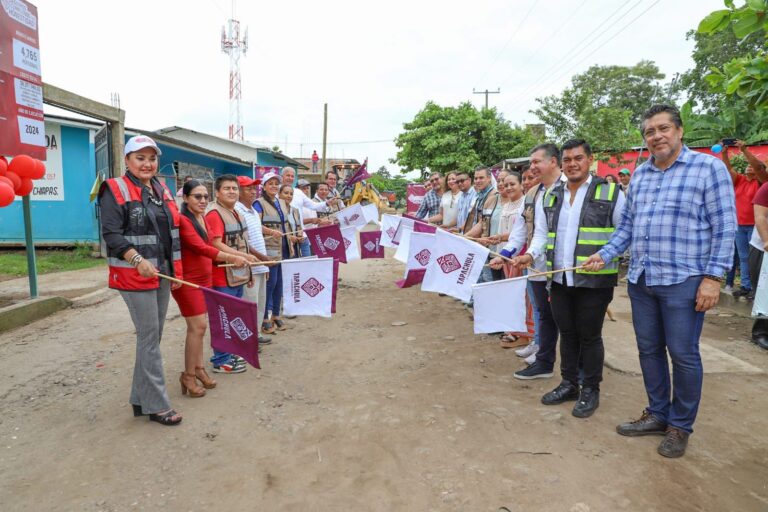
[194,366,217,389]
[180,372,206,397]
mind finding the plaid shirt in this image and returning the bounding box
[599,146,736,286]
[455,187,477,230]
[415,189,441,219]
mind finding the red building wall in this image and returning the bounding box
[596,144,768,178]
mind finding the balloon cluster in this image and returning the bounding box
[711,144,723,154]
[0,155,46,207]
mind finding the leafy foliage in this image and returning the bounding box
[680,99,768,146]
[392,102,543,178]
[671,28,764,113]
[532,61,671,153]
[698,0,768,108]
[367,165,409,204]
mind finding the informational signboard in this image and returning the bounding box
[13,120,62,201]
[0,0,45,159]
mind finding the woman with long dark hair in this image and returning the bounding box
[171,179,250,396]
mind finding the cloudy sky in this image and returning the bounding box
[36,0,723,175]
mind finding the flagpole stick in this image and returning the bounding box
[496,266,586,282]
[156,272,201,289]
[217,261,281,268]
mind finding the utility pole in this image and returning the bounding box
[321,103,328,180]
[472,88,500,110]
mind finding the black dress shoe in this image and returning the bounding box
[658,427,690,458]
[541,381,579,405]
[754,336,768,350]
[572,387,599,418]
[616,410,668,436]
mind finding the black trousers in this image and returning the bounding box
[529,280,559,370]
[748,247,768,340]
[549,282,614,389]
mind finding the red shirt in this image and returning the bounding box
[205,209,234,287]
[177,215,219,287]
[734,173,761,225]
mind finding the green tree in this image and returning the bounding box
[532,61,672,153]
[368,165,409,203]
[698,0,768,108]
[671,28,764,113]
[392,101,542,177]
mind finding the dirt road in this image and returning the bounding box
[0,257,766,511]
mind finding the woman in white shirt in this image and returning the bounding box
[440,172,462,229]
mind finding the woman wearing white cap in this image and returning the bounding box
[254,172,291,334]
[98,135,184,426]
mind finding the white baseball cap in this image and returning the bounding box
[124,135,162,156]
[261,171,281,184]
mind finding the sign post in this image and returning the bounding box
[22,195,37,297]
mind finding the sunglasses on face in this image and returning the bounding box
[190,194,209,201]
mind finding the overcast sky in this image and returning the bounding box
[36,0,723,175]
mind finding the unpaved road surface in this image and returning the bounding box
[1,257,767,511]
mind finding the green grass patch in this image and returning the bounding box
[0,245,105,278]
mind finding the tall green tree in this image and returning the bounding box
[532,61,672,152]
[392,102,542,178]
[368,165,409,204]
[698,0,768,108]
[671,28,764,113]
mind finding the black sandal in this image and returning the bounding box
[132,404,145,417]
[149,409,182,426]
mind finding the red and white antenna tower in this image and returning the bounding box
[221,5,248,141]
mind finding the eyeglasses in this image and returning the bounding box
[190,193,209,201]
[455,178,467,183]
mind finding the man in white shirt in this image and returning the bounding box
[234,176,274,343]
[514,139,625,418]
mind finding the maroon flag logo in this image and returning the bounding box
[323,237,340,251]
[343,237,352,249]
[364,241,376,251]
[415,249,431,267]
[386,227,396,238]
[346,214,360,224]
[437,253,462,274]
[360,230,384,259]
[301,278,325,297]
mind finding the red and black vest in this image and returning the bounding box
[103,175,183,290]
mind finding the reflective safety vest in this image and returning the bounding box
[543,178,619,288]
[256,196,293,260]
[208,202,252,287]
[104,175,182,291]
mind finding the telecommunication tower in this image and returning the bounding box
[221,13,248,141]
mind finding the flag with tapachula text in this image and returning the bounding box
[420,229,489,301]
[202,287,260,368]
[281,257,335,318]
[306,224,347,263]
[396,232,435,288]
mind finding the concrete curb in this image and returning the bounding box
[71,288,118,309]
[0,296,72,334]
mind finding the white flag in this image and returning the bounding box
[361,203,380,225]
[380,214,400,248]
[392,217,416,246]
[405,232,435,273]
[471,277,528,334]
[753,255,768,317]
[421,230,490,301]
[281,257,335,318]
[341,227,361,262]
[393,222,415,263]
[336,203,368,230]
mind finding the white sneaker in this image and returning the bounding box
[724,285,733,294]
[525,352,537,365]
[515,343,537,358]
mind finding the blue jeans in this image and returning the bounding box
[627,273,704,433]
[265,263,283,318]
[300,238,312,257]
[726,246,738,287]
[210,285,244,366]
[735,225,754,291]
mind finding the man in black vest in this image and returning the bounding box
[516,139,626,417]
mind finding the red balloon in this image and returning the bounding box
[0,159,7,176]
[8,155,37,178]
[0,176,13,188]
[5,171,21,191]
[0,183,14,207]
[30,159,45,180]
[15,178,33,196]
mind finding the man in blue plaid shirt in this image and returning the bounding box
[584,104,736,459]
[414,173,443,222]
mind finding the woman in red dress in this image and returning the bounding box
[172,180,250,397]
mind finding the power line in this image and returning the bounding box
[473,0,541,89]
[502,0,645,112]
[505,0,661,116]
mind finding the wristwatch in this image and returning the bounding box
[704,274,724,283]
